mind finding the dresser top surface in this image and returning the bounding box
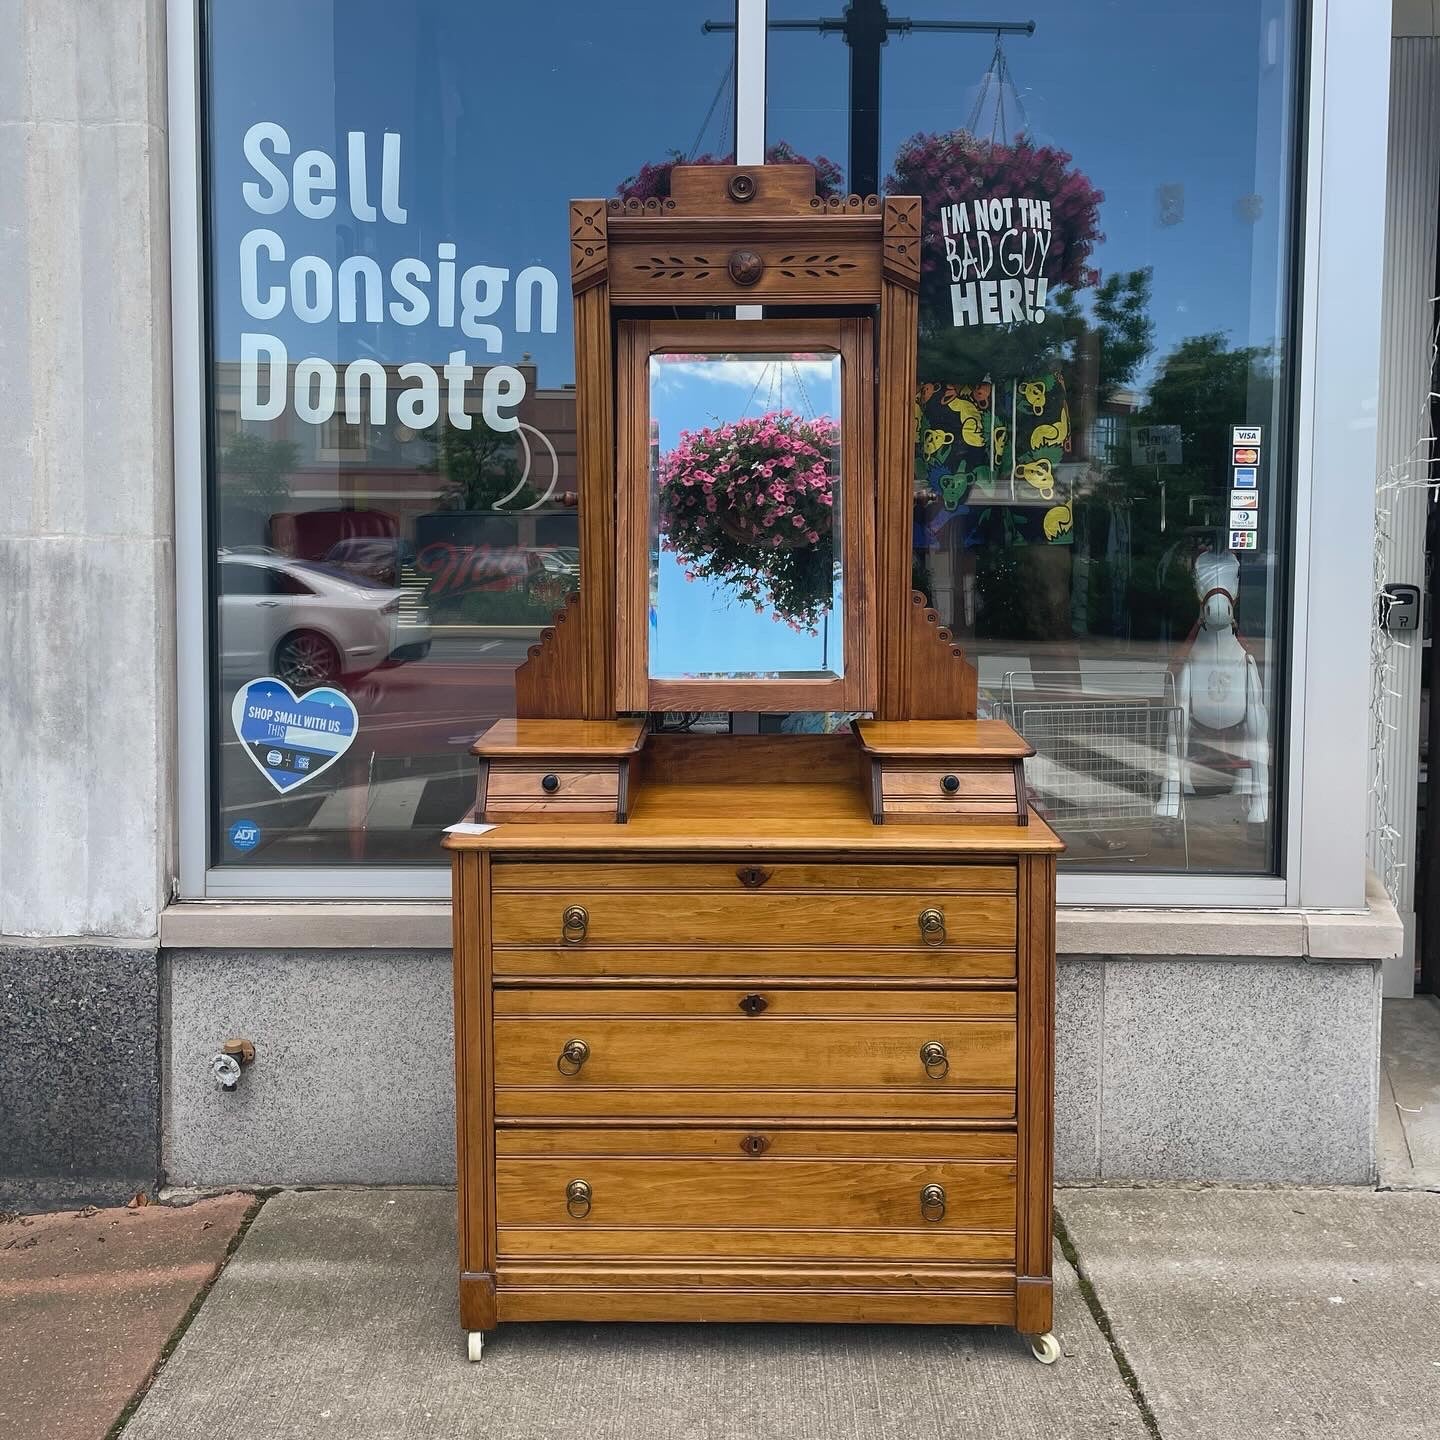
[854,719,1033,759]
[446,780,1063,855]
[472,717,648,758]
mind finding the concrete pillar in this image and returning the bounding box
[0,0,172,1206]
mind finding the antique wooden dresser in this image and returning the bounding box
[446,164,1063,1363]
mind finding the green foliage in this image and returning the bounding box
[217,431,299,510]
[421,421,538,513]
[916,267,1154,404]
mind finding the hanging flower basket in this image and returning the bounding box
[617,142,844,204]
[885,131,1105,311]
[656,410,840,633]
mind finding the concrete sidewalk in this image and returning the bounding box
[118,1189,1146,1440]
[56,1184,1440,1440]
[1059,1188,1440,1440]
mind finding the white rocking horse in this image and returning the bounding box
[1156,551,1270,824]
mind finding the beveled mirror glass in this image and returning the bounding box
[647,350,844,681]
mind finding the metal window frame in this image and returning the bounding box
[169,0,1383,911]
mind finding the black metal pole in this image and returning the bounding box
[702,13,1034,195]
[845,0,887,196]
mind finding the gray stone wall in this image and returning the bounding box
[0,0,173,1207]
[0,942,160,1209]
[0,0,174,940]
[1058,957,1383,1184]
[162,949,1384,1188]
[164,950,456,1187]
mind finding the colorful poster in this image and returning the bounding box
[915,374,1074,545]
[231,676,359,793]
[939,196,1055,329]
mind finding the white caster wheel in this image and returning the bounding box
[1029,1332,1061,1365]
[466,1331,485,1362]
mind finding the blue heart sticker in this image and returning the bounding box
[231,676,360,794]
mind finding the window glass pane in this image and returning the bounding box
[649,351,844,680]
[204,1,734,866]
[769,0,1299,874]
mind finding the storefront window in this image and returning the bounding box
[769,0,1300,873]
[204,2,734,865]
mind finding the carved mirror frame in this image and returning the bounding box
[514,164,976,724]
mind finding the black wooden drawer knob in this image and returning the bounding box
[541,773,560,793]
[941,773,960,794]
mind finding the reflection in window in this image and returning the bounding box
[205,1,733,866]
[770,0,1299,875]
[648,352,844,681]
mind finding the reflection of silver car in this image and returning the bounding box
[219,553,431,690]
[533,546,580,579]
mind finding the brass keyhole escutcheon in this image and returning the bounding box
[920,1041,950,1079]
[561,905,588,943]
[738,993,769,1016]
[557,1038,590,1076]
[918,907,946,946]
[920,1183,947,1222]
[740,1134,770,1155]
[940,773,960,794]
[566,1179,592,1219]
[541,772,560,793]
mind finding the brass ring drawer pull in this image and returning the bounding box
[561,905,589,943]
[566,1179,592,1219]
[556,1038,590,1075]
[920,1041,950,1079]
[920,1183,947,1222]
[918,907,946,946]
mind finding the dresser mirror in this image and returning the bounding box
[617,318,874,713]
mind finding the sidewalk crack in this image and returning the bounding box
[1056,1213,1165,1440]
[107,1189,274,1438]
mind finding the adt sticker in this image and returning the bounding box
[228,818,262,852]
[231,676,359,794]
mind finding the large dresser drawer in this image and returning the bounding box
[492,989,1016,1120]
[489,889,1016,951]
[494,1127,1016,1264]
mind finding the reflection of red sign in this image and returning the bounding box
[1232,446,1259,466]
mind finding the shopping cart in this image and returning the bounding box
[1000,667,1188,865]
